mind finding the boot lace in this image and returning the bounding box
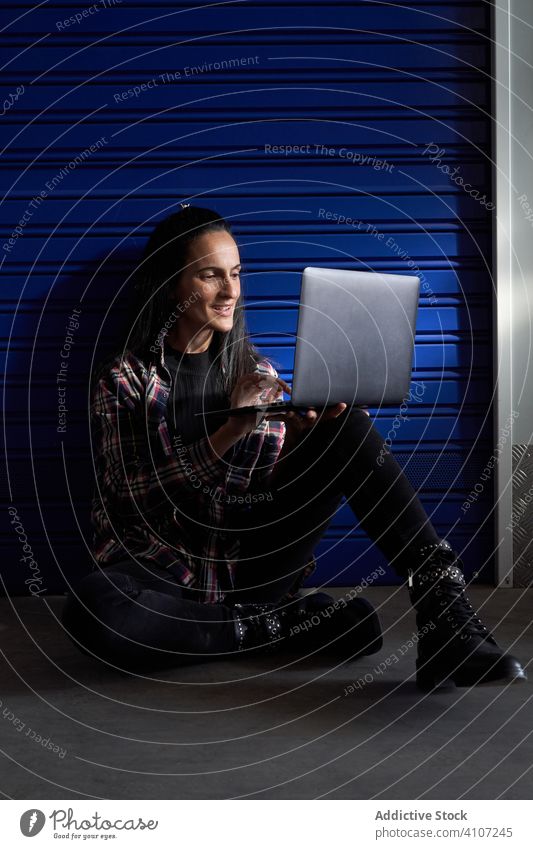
[410,548,494,642]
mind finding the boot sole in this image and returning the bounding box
[416,660,528,692]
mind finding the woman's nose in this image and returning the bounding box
[220,275,239,297]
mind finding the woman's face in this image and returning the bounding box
[168,230,241,344]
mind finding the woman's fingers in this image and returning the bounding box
[322,402,347,419]
[265,402,371,424]
[236,372,291,394]
[231,372,269,406]
[232,373,262,396]
[235,376,370,415]
[261,378,290,400]
[275,377,292,394]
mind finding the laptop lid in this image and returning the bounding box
[291,267,420,406]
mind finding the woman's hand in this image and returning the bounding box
[265,378,369,442]
[267,404,347,445]
[222,371,285,439]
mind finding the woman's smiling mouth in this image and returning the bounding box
[211,303,234,315]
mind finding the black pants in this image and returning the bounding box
[61,409,440,670]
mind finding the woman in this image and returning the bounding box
[62,204,526,691]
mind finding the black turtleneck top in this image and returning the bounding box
[163,338,230,444]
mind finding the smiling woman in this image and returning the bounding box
[123,205,261,392]
[164,226,242,349]
[60,205,525,692]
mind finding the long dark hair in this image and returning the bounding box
[92,205,264,394]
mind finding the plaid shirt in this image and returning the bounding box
[90,343,316,603]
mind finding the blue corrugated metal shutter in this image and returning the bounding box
[1,1,494,593]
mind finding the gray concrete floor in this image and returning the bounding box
[0,587,532,800]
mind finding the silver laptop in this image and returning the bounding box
[199,266,420,416]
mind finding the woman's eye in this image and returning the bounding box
[201,272,240,283]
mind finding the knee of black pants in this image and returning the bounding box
[316,407,390,474]
[277,406,378,488]
[324,406,379,447]
[302,407,376,454]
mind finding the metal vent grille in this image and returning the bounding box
[394,451,488,491]
[511,444,533,587]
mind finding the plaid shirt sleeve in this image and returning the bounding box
[91,354,229,522]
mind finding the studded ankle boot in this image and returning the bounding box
[230,594,383,661]
[288,591,383,660]
[407,540,527,691]
[230,602,286,655]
